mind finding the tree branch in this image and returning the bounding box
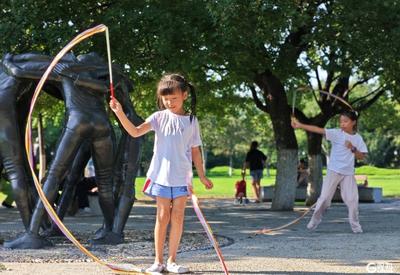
[351,85,385,106]
[346,77,374,97]
[315,68,322,91]
[249,85,268,113]
[324,70,334,91]
[293,107,309,123]
[356,88,386,112]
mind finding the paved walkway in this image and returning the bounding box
[1,198,399,274]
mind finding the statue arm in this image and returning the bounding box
[55,63,108,92]
[2,56,61,82]
[10,53,53,63]
[68,74,108,92]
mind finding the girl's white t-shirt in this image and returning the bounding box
[325,128,368,175]
[146,109,202,187]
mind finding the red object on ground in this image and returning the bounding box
[235,179,246,198]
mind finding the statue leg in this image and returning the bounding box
[89,135,116,245]
[112,137,142,243]
[1,145,32,230]
[44,142,91,237]
[4,128,82,249]
[7,164,32,229]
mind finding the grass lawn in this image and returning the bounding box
[1,166,398,202]
[135,165,399,199]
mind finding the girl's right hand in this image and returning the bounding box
[109,97,122,113]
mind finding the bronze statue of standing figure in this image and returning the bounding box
[2,52,143,249]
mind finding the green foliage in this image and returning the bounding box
[360,93,400,167]
[1,1,400,169]
[202,101,273,154]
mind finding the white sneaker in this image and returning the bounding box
[307,219,320,230]
[145,262,165,273]
[352,228,363,234]
[77,207,91,215]
[166,262,189,274]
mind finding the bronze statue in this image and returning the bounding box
[0,63,33,229]
[2,52,143,248]
[3,53,115,249]
[46,68,144,245]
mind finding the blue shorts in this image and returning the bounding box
[143,179,189,200]
[250,169,263,181]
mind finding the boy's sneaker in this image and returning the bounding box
[352,227,363,234]
[243,198,250,204]
[234,199,240,205]
[145,262,165,273]
[166,262,190,274]
[307,219,321,230]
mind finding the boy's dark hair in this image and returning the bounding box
[340,110,359,131]
[250,141,258,150]
[156,73,196,122]
[340,110,358,121]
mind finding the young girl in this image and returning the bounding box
[291,111,368,233]
[109,74,213,273]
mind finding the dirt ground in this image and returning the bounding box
[1,198,399,274]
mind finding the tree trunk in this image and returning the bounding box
[254,71,298,210]
[305,130,324,205]
[228,154,233,177]
[272,148,298,210]
[306,154,323,205]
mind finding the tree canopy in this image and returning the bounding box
[1,0,399,209]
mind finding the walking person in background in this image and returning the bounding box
[243,141,267,203]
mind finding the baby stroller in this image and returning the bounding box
[234,172,249,205]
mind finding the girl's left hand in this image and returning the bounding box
[200,176,213,190]
[345,140,353,149]
[188,184,193,195]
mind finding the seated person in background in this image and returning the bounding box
[297,159,309,187]
[76,158,98,213]
[234,172,249,205]
[76,177,97,212]
[355,175,368,187]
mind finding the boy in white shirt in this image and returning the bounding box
[292,111,368,233]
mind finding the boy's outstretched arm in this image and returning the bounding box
[291,117,325,135]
